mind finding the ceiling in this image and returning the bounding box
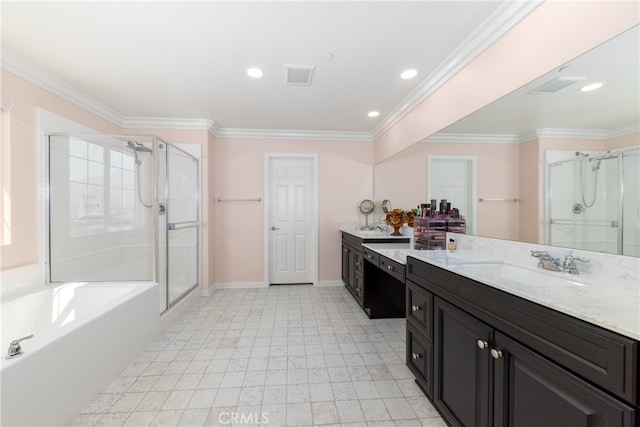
[435,24,640,139]
[1,1,539,136]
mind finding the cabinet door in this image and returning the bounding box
[341,244,351,286]
[493,332,636,427]
[434,297,493,427]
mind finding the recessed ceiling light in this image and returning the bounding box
[580,82,603,92]
[320,52,334,62]
[246,67,264,78]
[401,69,418,80]
[368,111,380,118]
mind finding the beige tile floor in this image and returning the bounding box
[70,285,445,427]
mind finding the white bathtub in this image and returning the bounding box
[1,281,160,426]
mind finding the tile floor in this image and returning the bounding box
[70,285,445,427]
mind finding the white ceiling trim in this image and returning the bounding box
[424,133,520,144]
[607,123,640,139]
[1,48,124,126]
[534,128,609,140]
[122,116,217,133]
[428,124,640,145]
[215,128,372,142]
[371,1,543,141]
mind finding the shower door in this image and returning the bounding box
[547,154,620,254]
[163,142,199,309]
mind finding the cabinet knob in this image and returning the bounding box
[387,265,394,271]
[356,287,360,292]
[476,340,488,349]
[491,348,503,359]
[412,305,421,312]
[343,248,348,253]
[367,254,373,259]
[412,353,421,360]
[356,262,361,267]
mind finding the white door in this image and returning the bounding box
[428,156,477,234]
[267,156,316,284]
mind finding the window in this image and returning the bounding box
[68,137,136,236]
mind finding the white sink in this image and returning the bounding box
[451,262,590,288]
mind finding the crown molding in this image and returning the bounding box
[371,0,543,141]
[122,116,216,132]
[607,123,639,139]
[1,48,124,126]
[424,132,520,144]
[534,128,609,140]
[214,128,373,142]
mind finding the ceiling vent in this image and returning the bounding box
[284,64,315,86]
[528,76,585,95]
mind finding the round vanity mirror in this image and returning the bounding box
[359,199,375,230]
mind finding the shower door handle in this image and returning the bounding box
[168,221,199,231]
[158,203,166,215]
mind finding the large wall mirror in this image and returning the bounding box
[374,25,639,257]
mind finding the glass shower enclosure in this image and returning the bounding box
[546,147,639,256]
[47,134,200,313]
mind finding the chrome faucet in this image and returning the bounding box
[531,250,589,274]
[6,335,34,359]
[531,251,561,272]
[376,224,388,235]
[562,252,589,274]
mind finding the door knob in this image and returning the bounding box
[271,226,280,230]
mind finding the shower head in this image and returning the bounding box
[575,151,589,158]
[127,141,152,153]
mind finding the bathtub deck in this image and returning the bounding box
[70,285,445,426]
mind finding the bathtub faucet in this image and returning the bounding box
[6,334,34,359]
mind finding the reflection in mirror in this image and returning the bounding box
[382,199,392,214]
[373,26,639,256]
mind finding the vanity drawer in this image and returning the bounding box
[407,280,433,340]
[363,247,380,266]
[379,255,405,282]
[407,321,433,397]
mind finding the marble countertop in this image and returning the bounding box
[408,250,640,341]
[359,243,639,340]
[362,243,412,265]
[340,225,409,240]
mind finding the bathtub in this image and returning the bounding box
[1,281,160,426]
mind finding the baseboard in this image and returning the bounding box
[214,281,268,289]
[200,286,214,297]
[315,280,344,287]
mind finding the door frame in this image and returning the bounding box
[427,155,478,235]
[264,153,319,286]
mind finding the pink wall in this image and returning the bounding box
[373,1,640,164]
[1,70,121,270]
[374,141,520,240]
[213,138,373,285]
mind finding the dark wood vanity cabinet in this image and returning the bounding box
[406,257,639,427]
[341,232,408,312]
